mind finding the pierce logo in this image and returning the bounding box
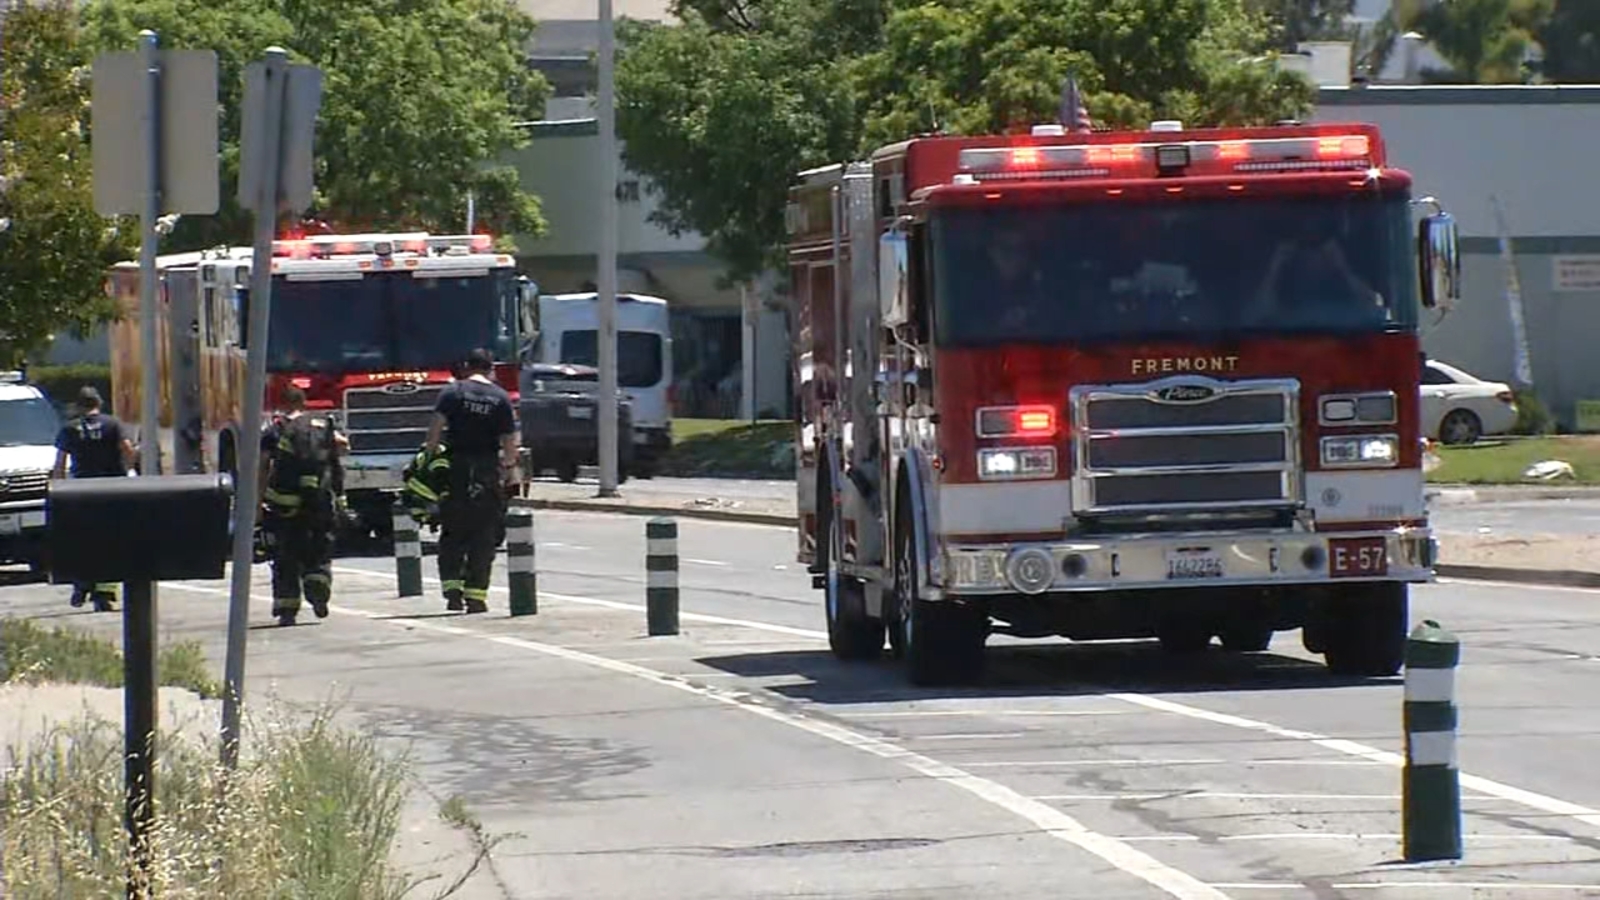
[1151,383,1218,404]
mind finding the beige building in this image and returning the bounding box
[510,0,792,419]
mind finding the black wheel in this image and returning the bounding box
[1323,582,1408,677]
[1439,409,1483,445]
[1157,623,1213,654]
[820,492,883,660]
[1219,623,1274,653]
[556,459,580,483]
[892,507,985,686]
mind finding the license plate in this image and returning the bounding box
[0,514,18,536]
[1166,547,1224,580]
[567,406,594,420]
[1329,537,1388,578]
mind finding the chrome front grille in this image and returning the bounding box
[0,470,49,502]
[1070,376,1300,515]
[343,383,446,455]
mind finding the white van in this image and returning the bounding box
[534,292,673,474]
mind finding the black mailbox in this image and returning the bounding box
[47,474,236,584]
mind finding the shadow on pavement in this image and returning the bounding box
[696,639,1384,705]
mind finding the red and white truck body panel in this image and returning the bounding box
[787,119,1462,683]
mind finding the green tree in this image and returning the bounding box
[1248,0,1357,50]
[617,0,1314,281]
[1537,0,1600,81]
[79,0,550,252]
[0,1,137,364]
[1405,0,1553,83]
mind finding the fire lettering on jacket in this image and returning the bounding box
[1131,356,1241,375]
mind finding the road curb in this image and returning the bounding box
[511,497,798,528]
[1435,564,1600,590]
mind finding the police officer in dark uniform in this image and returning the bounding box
[50,386,135,611]
[259,386,344,626]
[425,348,518,613]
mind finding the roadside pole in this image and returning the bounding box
[90,34,219,898]
[220,48,322,770]
[596,0,620,497]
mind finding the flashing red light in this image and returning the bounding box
[1317,135,1369,158]
[470,234,493,252]
[1216,141,1250,160]
[290,376,313,389]
[1010,146,1041,167]
[1086,144,1139,165]
[1018,408,1054,434]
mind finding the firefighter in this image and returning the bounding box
[259,386,344,626]
[50,386,135,612]
[401,441,452,529]
[424,348,518,613]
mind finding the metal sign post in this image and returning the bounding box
[220,48,322,771]
[90,33,218,899]
[596,0,620,498]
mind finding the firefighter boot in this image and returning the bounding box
[463,587,489,615]
[304,572,332,619]
[90,583,119,612]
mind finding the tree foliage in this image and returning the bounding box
[0,1,136,364]
[617,0,1315,282]
[79,0,551,252]
[1402,0,1553,83]
[1536,0,1600,81]
[1247,0,1356,50]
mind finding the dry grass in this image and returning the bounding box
[0,618,221,699]
[0,693,417,899]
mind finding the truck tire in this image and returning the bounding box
[821,502,883,661]
[1322,582,1407,677]
[1219,623,1274,653]
[893,512,985,686]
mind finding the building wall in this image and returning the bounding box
[1314,86,1600,429]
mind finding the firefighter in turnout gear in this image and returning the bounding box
[425,348,519,613]
[50,386,136,611]
[260,386,345,626]
[401,442,452,529]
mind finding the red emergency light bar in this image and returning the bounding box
[272,232,494,258]
[955,131,1375,182]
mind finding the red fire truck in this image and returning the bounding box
[107,230,534,543]
[787,118,1461,686]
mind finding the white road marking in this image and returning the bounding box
[838,709,1133,718]
[1109,693,1600,831]
[1033,793,1406,801]
[1213,885,1600,893]
[908,732,1031,741]
[166,579,1231,900]
[329,565,830,640]
[1114,833,1575,844]
[1435,576,1600,596]
[684,558,730,567]
[962,758,1384,769]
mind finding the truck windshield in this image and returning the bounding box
[557,330,663,388]
[0,397,61,447]
[266,270,513,372]
[929,192,1417,347]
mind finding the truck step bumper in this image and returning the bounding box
[941,527,1436,596]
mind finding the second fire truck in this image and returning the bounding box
[106,231,533,542]
[789,118,1461,686]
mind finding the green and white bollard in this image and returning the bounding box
[1403,618,1462,862]
[506,509,536,616]
[645,517,679,636]
[392,502,424,599]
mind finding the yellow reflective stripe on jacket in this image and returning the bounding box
[263,488,302,507]
[405,478,439,501]
[299,474,320,489]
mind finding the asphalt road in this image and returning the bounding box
[7,512,1600,898]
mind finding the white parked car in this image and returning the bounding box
[1420,359,1518,445]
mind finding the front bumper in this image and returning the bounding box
[942,526,1437,596]
[0,501,48,562]
[341,453,413,492]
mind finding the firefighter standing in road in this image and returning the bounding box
[50,386,135,612]
[260,386,344,626]
[425,348,518,613]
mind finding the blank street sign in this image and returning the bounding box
[91,49,220,217]
[238,60,322,215]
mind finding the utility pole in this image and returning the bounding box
[596,0,620,497]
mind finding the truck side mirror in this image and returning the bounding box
[47,473,235,584]
[1417,209,1461,311]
